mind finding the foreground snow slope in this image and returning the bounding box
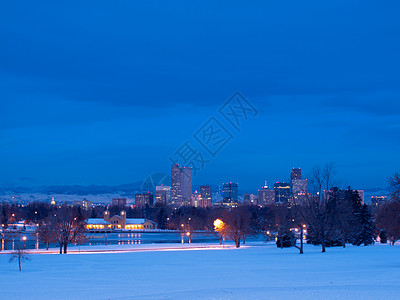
[1,243,399,299]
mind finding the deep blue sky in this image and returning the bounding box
[1,1,399,191]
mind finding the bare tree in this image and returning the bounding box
[219,208,251,248]
[37,222,55,250]
[74,230,89,252]
[389,172,400,202]
[302,163,337,253]
[290,205,306,254]
[376,201,400,245]
[9,247,31,271]
[237,207,251,245]
[50,206,87,254]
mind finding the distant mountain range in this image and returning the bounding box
[0,182,144,196]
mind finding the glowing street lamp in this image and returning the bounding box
[213,219,224,230]
[22,236,27,249]
[213,219,226,248]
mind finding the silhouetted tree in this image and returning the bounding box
[353,204,375,246]
[389,172,400,202]
[379,229,388,243]
[220,208,251,248]
[37,222,55,250]
[376,201,400,245]
[9,247,31,271]
[276,228,295,248]
[50,206,87,254]
[304,163,337,252]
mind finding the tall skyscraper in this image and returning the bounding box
[171,164,183,205]
[274,182,291,204]
[258,184,275,206]
[291,168,302,180]
[171,164,192,206]
[156,185,171,205]
[292,179,308,204]
[182,167,192,201]
[222,182,238,205]
[135,193,154,207]
[200,185,212,207]
[112,198,127,208]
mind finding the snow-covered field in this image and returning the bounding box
[1,242,399,299]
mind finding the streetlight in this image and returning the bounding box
[186,231,191,243]
[213,219,226,248]
[22,236,27,249]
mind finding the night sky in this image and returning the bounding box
[1,1,399,190]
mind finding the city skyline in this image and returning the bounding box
[1,3,399,300]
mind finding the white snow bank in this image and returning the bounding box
[1,243,399,299]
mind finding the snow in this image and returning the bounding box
[126,218,146,224]
[1,242,399,299]
[86,218,110,225]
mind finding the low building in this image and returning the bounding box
[86,218,111,230]
[86,210,156,231]
[371,196,387,206]
[6,220,38,232]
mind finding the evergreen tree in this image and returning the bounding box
[354,204,375,246]
[276,228,296,248]
[156,207,167,229]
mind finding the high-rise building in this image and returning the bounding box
[200,185,212,207]
[135,193,154,207]
[82,199,92,210]
[112,198,127,208]
[291,168,302,180]
[222,183,238,205]
[73,199,92,210]
[171,164,192,206]
[243,193,257,206]
[292,179,308,204]
[155,185,171,205]
[191,191,202,207]
[182,167,192,201]
[274,182,291,204]
[171,164,183,205]
[258,186,275,206]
